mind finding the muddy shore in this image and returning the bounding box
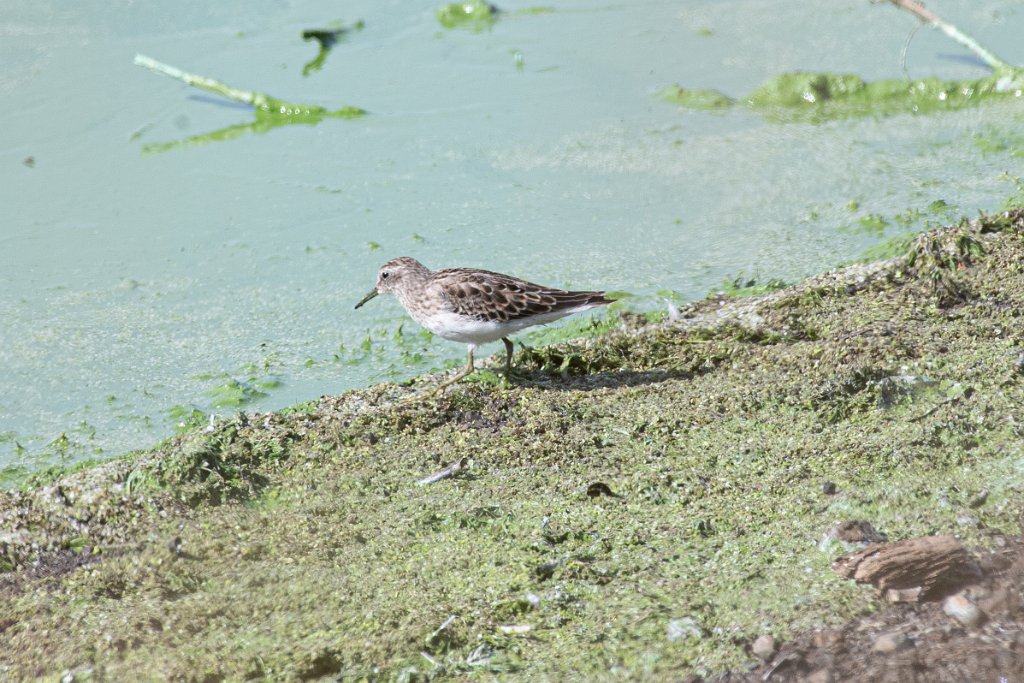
[2,211,1023,680]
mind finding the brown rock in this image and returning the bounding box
[751,634,776,661]
[978,585,1020,617]
[834,520,886,544]
[833,534,980,600]
[873,631,912,653]
[885,587,923,604]
[811,629,841,649]
[804,670,833,683]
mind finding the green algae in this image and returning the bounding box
[973,127,1024,157]
[166,403,208,432]
[714,275,789,298]
[437,1,499,31]
[435,3,554,31]
[750,72,1017,122]
[141,102,366,155]
[301,20,364,77]
[3,211,1024,679]
[519,6,554,16]
[133,54,367,154]
[856,233,917,263]
[657,85,734,110]
[661,71,1024,122]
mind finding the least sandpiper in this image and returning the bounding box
[355,257,611,393]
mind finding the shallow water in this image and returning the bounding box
[1,0,1022,479]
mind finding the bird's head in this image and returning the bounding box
[354,257,429,308]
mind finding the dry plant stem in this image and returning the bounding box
[134,54,272,108]
[416,458,466,486]
[882,0,1013,72]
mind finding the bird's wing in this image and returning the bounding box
[434,268,610,323]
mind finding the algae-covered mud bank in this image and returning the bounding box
[3,212,1024,680]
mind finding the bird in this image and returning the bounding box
[354,257,612,395]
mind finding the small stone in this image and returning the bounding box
[956,514,979,528]
[667,617,703,642]
[885,587,923,603]
[872,631,911,653]
[822,480,837,495]
[812,629,840,648]
[805,670,832,683]
[967,489,989,509]
[978,585,1015,616]
[834,520,885,543]
[586,482,617,498]
[751,634,776,660]
[966,585,989,602]
[943,593,983,627]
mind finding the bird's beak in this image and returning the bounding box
[354,288,379,309]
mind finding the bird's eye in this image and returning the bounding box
[381,271,389,279]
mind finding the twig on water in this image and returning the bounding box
[134,54,274,107]
[132,54,365,153]
[879,0,1015,74]
[133,53,365,118]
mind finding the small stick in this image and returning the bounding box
[880,0,1015,73]
[909,394,958,422]
[134,54,272,108]
[416,457,467,485]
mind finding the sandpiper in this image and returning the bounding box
[355,257,611,394]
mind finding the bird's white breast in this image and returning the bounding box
[414,304,602,345]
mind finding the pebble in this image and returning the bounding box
[956,514,979,528]
[885,587,923,604]
[751,634,776,660]
[805,670,832,683]
[667,617,703,642]
[872,631,911,653]
[943,593,983,627]
[968,489,989,508]
[812,629,840,648]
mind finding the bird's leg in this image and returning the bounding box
[402,346,476,403]
[435,346,477,392]
[502,337,514,379]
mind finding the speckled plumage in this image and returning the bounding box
[354,256,611,393]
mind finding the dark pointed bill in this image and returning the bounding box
[354,288,379,309]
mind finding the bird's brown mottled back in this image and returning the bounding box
[434,268,611,323]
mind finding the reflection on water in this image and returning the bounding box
[1,0,1022,480]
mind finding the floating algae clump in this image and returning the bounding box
[747,71,1008,122]
[437,1,499,30]
[658,85,734,110]
[660,71,1015,122]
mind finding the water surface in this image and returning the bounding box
[1,0,1022,478]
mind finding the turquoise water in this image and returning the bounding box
[1,0,1022,479]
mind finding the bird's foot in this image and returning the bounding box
[399,365,475,404]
